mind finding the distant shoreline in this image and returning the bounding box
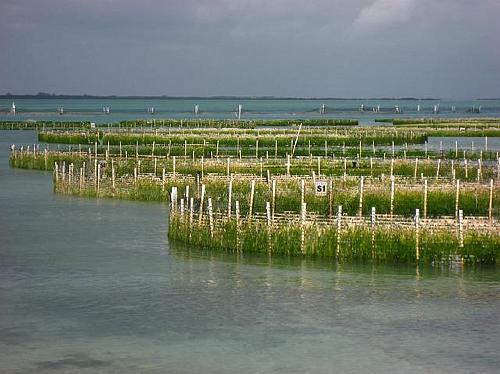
[0,94,446,100]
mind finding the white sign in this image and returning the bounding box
[315,181,327,196]
[90,122,96,129]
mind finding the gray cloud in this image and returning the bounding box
[0,0,499,98]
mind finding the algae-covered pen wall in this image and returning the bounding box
[167,188,499,264]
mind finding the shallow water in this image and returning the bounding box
[1,131,499,373]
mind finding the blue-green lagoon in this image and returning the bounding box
[1,131,499,373]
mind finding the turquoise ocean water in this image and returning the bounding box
[1,98,499,123]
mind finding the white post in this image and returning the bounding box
[198,184,205,223]
[423,178,428,222]
[171,186,178,210]
[358,176,364,217]
[336,205,342,258]
[489,179,494,225]
[458,209,464,248]
[271,179,276,221]
[208,198,214,238]
[415,208,420,262]
[227,176,233,218]
[249,180,255,221]
[390,175,395,218]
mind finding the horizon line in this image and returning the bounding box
[1,93,497,100]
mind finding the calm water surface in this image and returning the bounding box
[1,98,500,123]
[0,131,499,373]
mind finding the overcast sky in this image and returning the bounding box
[1,0,499,98]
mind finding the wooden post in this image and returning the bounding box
[112,165,116,194]
[317,157,321,176]
[489,179,494,225]
[336,205,342,259]
[477,159,482,182]
[266,202,271,227]
[134,167,137,184]
[271,179,276,221]
[392,141,395,158]
[154,157,157,176]
[455,179,460,220]
[465,159,468,179]
[249,180,255,221]
[390,175,395,218]
[301,179,305,209]
[173,156,176,177]
[82,161,85,189]
[370,157,373,177]
[162,168,166,192]
[227,157,230,178]
[54,162,59,182]
[455,141,458,158]
[325,140,328,157]
[371,206,376,257]
[119,141,122,157]
[286,154,291,176]
[171,186,178,211]
[216,140,219,156]
[414,158,418,179]
[415,208,420,262]
[458,209,464,248]
[67,163,72,185]
[390,158,394,178]
[79,167,83,193]
[227,176,233,218]
[423,178,428,222]
[96,163,100,196]
[198,184,206,223]
[180,198,185,219]
[135,141,138,160]
[328,178,333,218]
[94,159,98,189]
[189,197,194,237]
[235,200,241,251]
[255,139,259,159]
[436,159,441,179]
[358,176,364,217]
[184,140,187,158]
[301,202,306,254]
[201,156,204,179]
[208,198,214,238]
